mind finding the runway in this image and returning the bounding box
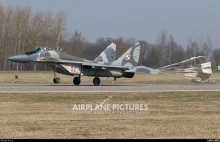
[0,83,220,93]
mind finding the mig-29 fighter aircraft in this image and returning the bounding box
[7,42,146,86]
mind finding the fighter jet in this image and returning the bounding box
[8,43,116,84]
[7,42,158,85]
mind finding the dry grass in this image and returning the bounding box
[0,71,220,84]
[0,92,219,139]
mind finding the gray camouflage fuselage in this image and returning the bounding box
[7,46,136,78]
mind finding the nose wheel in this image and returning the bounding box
[93,77,101,86]
[73,77,81,85]
[53,72,60,84]
[53,77,60,84]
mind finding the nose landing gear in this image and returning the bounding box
[53,72,60,84]
[73,77,81,85]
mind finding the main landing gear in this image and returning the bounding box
[73,76,81,85]
[72,76,101,86]
[53,72,60,84]
[93,77,101,86]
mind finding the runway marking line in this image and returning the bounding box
[0,90,220,93]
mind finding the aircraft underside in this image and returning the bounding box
[52,64,135,86]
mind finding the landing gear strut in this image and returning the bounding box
[73,76,81,85]
[53,72,60,84]
[93,77,101,86]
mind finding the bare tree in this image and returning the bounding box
[186,38,192,59]
[213,49,220,67]
[205,36,213,56]
[191,40,198,65]
[126,37,136,47]
[138,40,151,66]
[55,11,66,51]
[168,35,174,65]
[32,11,44,48]
[43,10,54,47]
[156,30,168,67]
[3,6,13,70]
[0,3,5,70]
[70,30,85,57]
[31,11,44,71]
[13,7,25,70]
[113,37,128,58]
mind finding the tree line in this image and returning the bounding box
[0,4,219,71]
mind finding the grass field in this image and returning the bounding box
[0,92,219,139]
[0,71,220,84]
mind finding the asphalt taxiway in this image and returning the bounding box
[0,84,219,93]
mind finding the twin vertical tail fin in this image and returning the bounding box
[93,42,116,64]
[112,42,141,67]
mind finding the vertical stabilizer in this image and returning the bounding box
[112,42,141,67]
[93,42,116,64]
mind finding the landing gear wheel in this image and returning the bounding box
[73,77,81,85]
[93,77,101,86]
[53,77,60,84]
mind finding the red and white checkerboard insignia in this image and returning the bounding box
[71,66,76,72]
[125,54,130,60]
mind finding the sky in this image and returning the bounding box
[1,0,220,48]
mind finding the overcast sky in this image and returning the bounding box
[2,0,220,48]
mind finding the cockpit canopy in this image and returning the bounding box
[25,47,54,55]
[41,47,54,51]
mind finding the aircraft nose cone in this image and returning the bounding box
[7,54,29,63]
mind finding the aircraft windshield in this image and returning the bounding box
[25,48,42,55]
[25,47,54,55]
